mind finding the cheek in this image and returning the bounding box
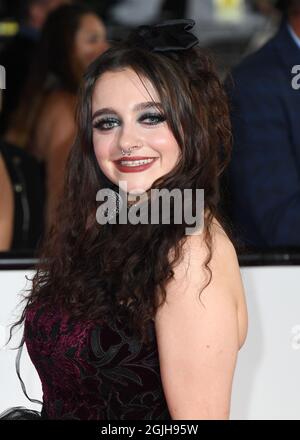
[75,41,92,66]
[74,45,84,69]
[93,134,112,166]
[149,131,180,162]
[80,44,91,62]
[82,43,104,65]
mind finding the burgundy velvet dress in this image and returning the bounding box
[24,302,171,420]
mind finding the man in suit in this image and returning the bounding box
[224,0,300,250]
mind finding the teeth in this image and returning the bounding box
[119,158,155,167]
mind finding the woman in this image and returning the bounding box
[0,139,46,251]
[5,19,247,420]
[5,3,109,231]
[0,88,46,252]
[0,152,14,250]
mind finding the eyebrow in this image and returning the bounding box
[92,101,163,121]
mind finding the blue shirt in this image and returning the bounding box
[287,23,300,49]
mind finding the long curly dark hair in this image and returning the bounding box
[10,38,233,347]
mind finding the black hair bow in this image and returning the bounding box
[128,18,199,53]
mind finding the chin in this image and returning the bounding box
[119,181,152,194]
[121,185,148,194]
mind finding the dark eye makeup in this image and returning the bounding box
[93,112,166,131]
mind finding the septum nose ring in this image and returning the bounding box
[121,145,141,156]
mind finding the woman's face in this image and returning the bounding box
[74,14,109,70]
[92,68,181,195]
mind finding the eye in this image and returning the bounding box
[139,112,166,125]
[93,117,119,131]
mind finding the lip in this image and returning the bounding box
[113,157,159,173]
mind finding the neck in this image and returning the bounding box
[127,191,149,207]
[289,15,300,38]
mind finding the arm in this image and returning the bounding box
[228,72,300,246]
[40,94,76,232]
[155,221,247,420]
[0,153,14,250]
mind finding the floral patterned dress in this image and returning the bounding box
[24,302,171,420]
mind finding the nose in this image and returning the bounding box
[117,125,142,153]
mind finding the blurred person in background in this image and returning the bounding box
[0,146,14,251]
[4,3,109,232]
[0,138,46,252]
[223,0,300,250]
[0,90,46,252]
[0,0,72,135]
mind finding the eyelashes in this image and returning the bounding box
[93,112,166,131]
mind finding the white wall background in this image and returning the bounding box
[231,266,300,420]
[0,270,42,414]
[1,267,300,419]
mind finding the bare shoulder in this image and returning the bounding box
[0,153,14,250]
[154,216,248,419]
[34,90,77,160]
[0,153,12,192]
[41,89,76,118]
[181,216,248,348]
[204,217,243,298]
[171,216,242,298]
[210,217,248,348]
